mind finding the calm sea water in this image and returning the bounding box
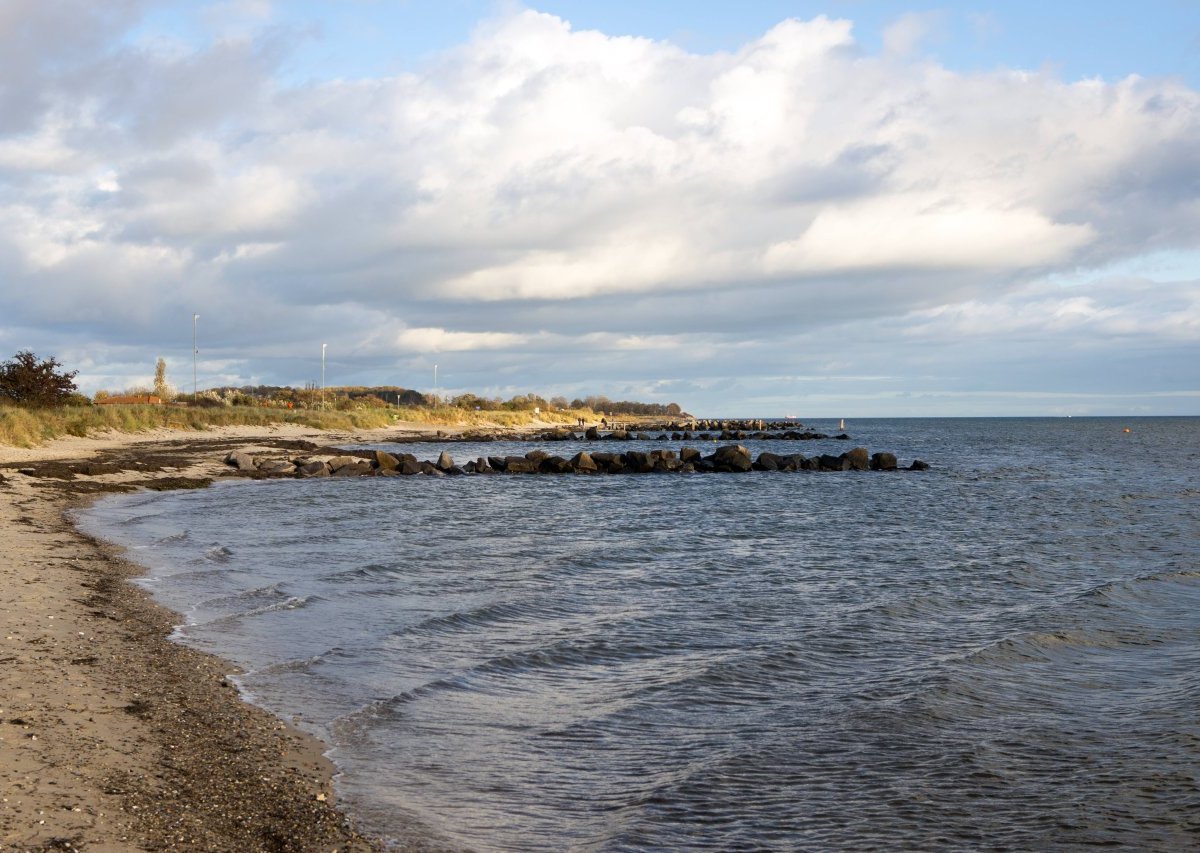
[78,418,1200,851]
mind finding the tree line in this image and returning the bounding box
[0,351,687,417]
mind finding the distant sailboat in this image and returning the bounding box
[839,418,845,430]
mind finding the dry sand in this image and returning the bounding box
[0,424,457,852]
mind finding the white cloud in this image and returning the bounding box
[393,327,531,353]
[0,3,1198,413]
[763,195,1095,273]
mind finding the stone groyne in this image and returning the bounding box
[419,421,848,444]
[225,444,929,478]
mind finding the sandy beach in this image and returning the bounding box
[0,424,446,852]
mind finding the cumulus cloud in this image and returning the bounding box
[0,2,1197,412]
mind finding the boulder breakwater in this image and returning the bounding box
[224,444,929,478]
[436,421,850,444]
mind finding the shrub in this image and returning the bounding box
[0,351,79,407]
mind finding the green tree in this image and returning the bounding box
[0,351,79,407]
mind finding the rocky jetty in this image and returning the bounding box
[442,425,848,444]
[224,444,929,479]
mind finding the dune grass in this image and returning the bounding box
[0,403,587,449]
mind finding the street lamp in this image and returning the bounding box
[321,343,327,411]
[192,314,199,399]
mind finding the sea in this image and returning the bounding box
[76,417,1200,851]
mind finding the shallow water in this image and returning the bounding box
[78,418,1200,850]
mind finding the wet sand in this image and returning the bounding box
[0,425,451,852]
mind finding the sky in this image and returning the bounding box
[1,0,1199,417]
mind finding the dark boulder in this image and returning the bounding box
[712,444,752,472]
[585,426,601,440]
[296,460,330,478]
[844,447,870,471]
[817,454,849,471]
[754,452,783,471]
[909,459,930,471]
[539,455,572,474]
[624,451,655,473]
[870,452,898,471]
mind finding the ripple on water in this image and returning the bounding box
[75,418,1200,851]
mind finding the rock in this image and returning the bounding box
[503,456,538,474]
[332,461,372,476]
[226,450,257,471]
[870,452,898,471]
[539,456,572,473]
[296,460,330,478]
[754,452,783,471]
[400,457,423,475]
[588,452,620,474]
[712,444,752,472]
[611,430,629,441]
[257,459,296,475]
[625,451,654,473]
[817,454,849,471]
[680,447,701,463]
[585,426,601,440]
[844,447,870,471]
[909,459,930,471]
[420,462,445,477]
[328,456,360,472]
[436,451,455,471]
[375,450,400,471]
[570,452,598,473]
[525,450,550,463]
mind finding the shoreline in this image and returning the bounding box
[0,424,453,851]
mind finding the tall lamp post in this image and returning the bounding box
[321,343,327,411]
[192,313,199,399]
